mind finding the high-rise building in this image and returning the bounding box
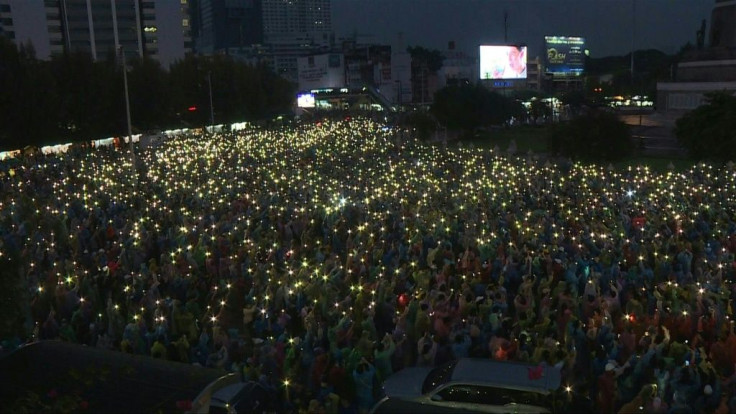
[189,0,333,80]
[192,0,262,55]
[0,0,52,58]
[54,0,143,61]
[261,0,330,44]
[0,2,17,43]
[0,0,191,67]
[140,0,193,68]
[260,0,332,80]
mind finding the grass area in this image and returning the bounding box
[464,125,550,153]
[446,125,695,173]
[611,157,696,173]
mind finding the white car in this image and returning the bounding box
[209,381,272,414]
[371,359,562,413]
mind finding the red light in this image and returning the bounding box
[187,106,197,112]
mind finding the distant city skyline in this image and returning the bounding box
[332,0,715,58]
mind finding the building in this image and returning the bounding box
[0,0,191,67]
[0,3,10,41]
[710,0,736,47]
[0,0,51,58]
[391,43,412,105]
[438,41,476,88]
[140,0,192,68]
[261,0,330,44]
[657,0,736,113]
[189,0,333,80]
[526,56,543,91]
[261,0,332,81]
[56,0,143,61]
[410,54,440,105]
[297,52,344,92]
[192,0,262,55]
[294,35,415,114]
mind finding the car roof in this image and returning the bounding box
[450,359,561,392]
[211,381,262,405]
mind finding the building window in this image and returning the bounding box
[0,4,10,12]
[182,18,189,27]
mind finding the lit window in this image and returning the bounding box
[182,18,189,27]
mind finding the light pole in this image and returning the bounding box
[395,79,402,108]
[119,45,136,184]
[207,71,215,130]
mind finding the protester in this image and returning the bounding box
[1,117,736,412]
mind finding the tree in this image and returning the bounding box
[168,54,210,127]
[675,92,736,162]
[403,110,438,141]
[0,42,296,149]
[432,84,523,132]
[529,99,552,124]
[127,56,172,131]
[547,109,633,162]
[0,37,59,150]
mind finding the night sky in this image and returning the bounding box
[332,0,715,58]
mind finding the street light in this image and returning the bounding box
[119,45,136,184]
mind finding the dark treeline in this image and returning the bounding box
[0,38,295,151]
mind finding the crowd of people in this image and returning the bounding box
[2,117,736,413]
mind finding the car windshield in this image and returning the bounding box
[421,360,458,394]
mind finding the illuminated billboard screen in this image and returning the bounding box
[297,93,315,108]
[544,36,586,75]
[479,45,527,80]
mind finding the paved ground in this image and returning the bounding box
[620,112,689,158]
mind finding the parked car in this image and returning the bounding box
[209,381,273,414]
[371,359,562,413]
